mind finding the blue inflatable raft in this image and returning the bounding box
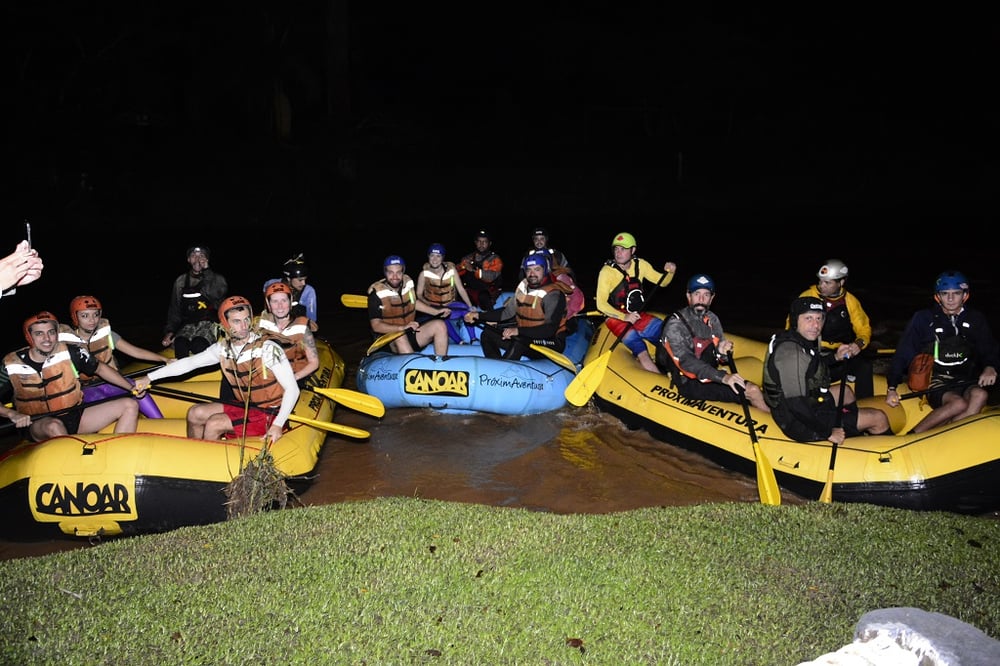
[357,317,594,415]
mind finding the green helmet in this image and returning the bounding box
[612,232,636,249]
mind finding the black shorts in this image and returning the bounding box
[677,380,741,404]
[838,403,862,437]
[25,407,84,441]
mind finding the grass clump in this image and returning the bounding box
[1,498,998,665]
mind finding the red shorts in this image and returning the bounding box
[221,403,278,439]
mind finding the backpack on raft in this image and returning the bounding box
[907,352,934,392]
[551,267,584,319]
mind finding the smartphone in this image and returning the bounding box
[25,221,31,249]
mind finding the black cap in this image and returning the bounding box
[531,227,548,237]
[475,229,491,240]
[186,246,210,260]
[790,296,824,318]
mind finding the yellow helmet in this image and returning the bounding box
[612,232,636,249]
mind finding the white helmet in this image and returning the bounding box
[817,259,848,281]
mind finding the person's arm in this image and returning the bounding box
[134,345,221,390]
[163,276,184,342]
[294,329,320,382]
[0,241,43,292]
[264,342,300,438]
[206,271,228,307]
[595,265,624,320]
[450,268,475,309]
[300,285,318,323]
[772,342,834,440]
[113,335,171,365]
[532,290,566,339]
[663,316,725,383]
[845,293,872,349]
[92,360,142,393]
[638,258,675,290]
[480,254,503,285]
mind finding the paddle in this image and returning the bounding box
[819,364,852,504]
[0,387,153,438]
[564,269,669,407]
[469,321,578,374]
[146,385,371,439]
[726,355,781,506]
[341,293,368,309]
[899,378,979,401]
[312,387,385,418]
[367,330,406,355]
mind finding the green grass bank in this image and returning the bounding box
[1,498,998,665]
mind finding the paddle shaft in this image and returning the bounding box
[819,362,852,503]
[0,387,149,437]
[727,355,781,506]
[564,268,669,407]
[470,320,577,374]
[146,385,371,439]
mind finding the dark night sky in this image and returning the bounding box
[3,3,999,349]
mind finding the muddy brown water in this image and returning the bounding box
[0,333,812,562]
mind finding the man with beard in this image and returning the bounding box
[161,246,228,357]
[367,255,450,358]
[464,252,570,360]
[659,274,769,411]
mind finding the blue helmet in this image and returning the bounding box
[384,255,405,269]
[428,243,446,256]
[686,273,715,293]
[522,251,550,274]
[935,271,969,292]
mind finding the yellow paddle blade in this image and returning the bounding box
[313,387,385,418]
[564,350,611,407]
[529,344,578,374]
[289,413,369,439]
[367,330,406,355]
[340,293,368,309]
[728,356,781,506]
[819,472,834,504]
[754,442,781,506]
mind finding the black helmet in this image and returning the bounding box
[283,253,308,278]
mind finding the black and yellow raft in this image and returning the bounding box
[0,338,349,540]
[579,320,1000,513]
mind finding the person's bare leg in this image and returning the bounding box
[78,399,139,434]
[187,403,224,439]
[952,387,989,422]
[913,395,967,433]
[636,350,660,374]
[203,412,235,440]
[858,407,890,435]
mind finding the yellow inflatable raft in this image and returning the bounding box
[578,320,1000,513]
[0,337,349,540]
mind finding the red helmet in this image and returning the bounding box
[23,311,59,345]
[264,281,293,304]
[70,295,102,327]
[218,296,252,327]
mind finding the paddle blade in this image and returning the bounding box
[819,473,834,503]
[314,387,385,418]
[564,350,611,407]
[753,442,781,506]
[367,330,405,355]
[289,413,370,439]
[340,294,368,309]
[529,344,578,374]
